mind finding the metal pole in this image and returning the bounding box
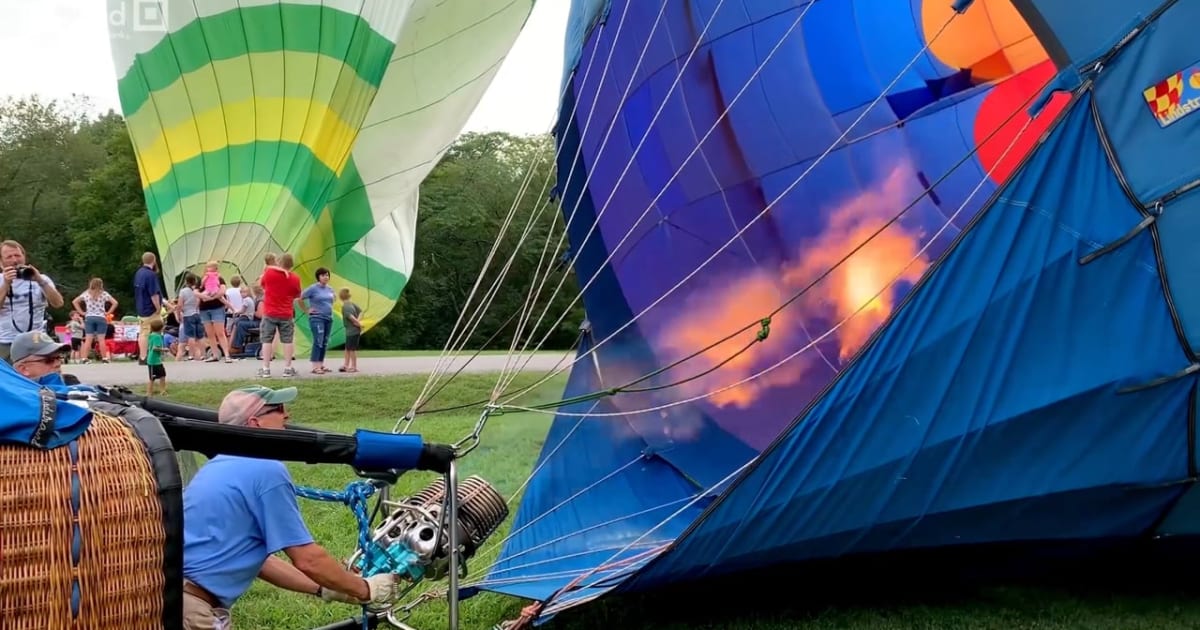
[446,460,460,630]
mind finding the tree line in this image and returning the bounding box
[0,95,585,351]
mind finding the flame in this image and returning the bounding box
[656,267,816,411]
[785,160,930,361]
[652,159,930,410]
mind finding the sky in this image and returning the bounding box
[0,0,569,135]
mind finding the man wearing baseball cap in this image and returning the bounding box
[180,384,455,628]
[8,330,70,381]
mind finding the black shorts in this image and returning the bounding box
[344,333,361,351]
[148,363,166,381]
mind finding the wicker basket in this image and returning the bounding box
[1,405,183,630]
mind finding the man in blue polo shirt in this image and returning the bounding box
[132,252,163,365]
[181,385,455,629]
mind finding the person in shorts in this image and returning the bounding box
[338,287,362,373]
[257,253,301,378]
[146,317,167,395]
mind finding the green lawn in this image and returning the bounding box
[159,373,1200,630]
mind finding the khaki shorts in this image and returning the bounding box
[139,315,161,339]
[260,316,294,344]
[183,583,231,630]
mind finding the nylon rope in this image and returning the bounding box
[461,105,1040,617]
[488,0,689,396]
[484,19,1055,624]
[487,0,741,398]
[490,1,673,395]
[501,109,1041,419]
[396,0,634,427]
[491,9,991,410]
[505,105,1047,623]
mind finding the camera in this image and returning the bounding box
[14,265,34,281]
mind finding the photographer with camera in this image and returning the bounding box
[0,240,64,362]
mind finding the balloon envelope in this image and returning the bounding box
[106,0,534,347]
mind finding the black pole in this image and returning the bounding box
[310,611,383,630]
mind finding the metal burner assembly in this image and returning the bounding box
[331,468,509,630]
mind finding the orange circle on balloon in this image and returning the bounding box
[922,0,1049,81]
[1190,70,1200,90]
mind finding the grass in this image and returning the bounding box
[158,373,1200,630]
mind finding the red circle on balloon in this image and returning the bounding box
[973,59,1072,185]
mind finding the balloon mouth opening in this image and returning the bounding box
[171,259,248,288]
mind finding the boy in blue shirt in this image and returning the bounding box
[181,385,454,628]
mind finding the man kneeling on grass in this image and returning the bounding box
[181,384,455,629]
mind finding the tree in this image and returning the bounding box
[0,95,112,321]
[68,112,159,312]
[0,95,585,349]
[366,131,585,351]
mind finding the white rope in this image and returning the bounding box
[513,108,1046,621]
[490,0,669,396]
[393,6,624,428]
[495,9,964,406]
[464,541,672,591]
[398,0,651,423]
[402,154,541,417]
[473,495,690,575]
[496,110,1039,420]
[536,456,757,613]
[491,0,716,397]
[487,0,826,399]
[490,0,744,396]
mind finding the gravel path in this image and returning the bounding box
[64,351,576,386]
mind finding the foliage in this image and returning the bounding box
[0,97,583,350]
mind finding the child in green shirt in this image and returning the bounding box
[146,318,167,395]
[338,287,362,373]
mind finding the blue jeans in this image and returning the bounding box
[309,315,332,363]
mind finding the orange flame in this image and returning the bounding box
[656,268,816,410]
[785,161,931,360]
[653,159,929,410]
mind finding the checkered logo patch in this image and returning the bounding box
[1143,63,1200,128]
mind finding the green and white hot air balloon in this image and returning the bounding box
[106,0,534,348]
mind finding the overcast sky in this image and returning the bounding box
[0,0,569,135]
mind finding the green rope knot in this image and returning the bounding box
[756,317,772,342]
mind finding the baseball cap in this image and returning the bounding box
[217,385,298,426]
[10,331,70,363]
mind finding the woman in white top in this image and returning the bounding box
[71,277,117,363]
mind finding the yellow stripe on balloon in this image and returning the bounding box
[124,52,375,144]
[135,97,364,188]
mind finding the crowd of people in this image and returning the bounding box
[0,237,450,628]
[0,241,365,392]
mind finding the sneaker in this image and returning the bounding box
[257,367,271,378]
[282,366,297,378]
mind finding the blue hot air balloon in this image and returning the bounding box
[462,0,1200,624]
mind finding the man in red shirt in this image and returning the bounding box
[257,252,302,378]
